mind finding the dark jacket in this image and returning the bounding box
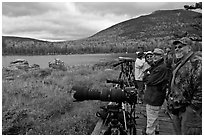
[144,58,169,106]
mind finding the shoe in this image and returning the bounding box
[155,131,159,135]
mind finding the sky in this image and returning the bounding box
[2,1,197,41]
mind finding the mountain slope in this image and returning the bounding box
[87,9,201,41]
[2,9,202,55]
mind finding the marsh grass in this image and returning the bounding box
[2,63,119,135]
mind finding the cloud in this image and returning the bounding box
[75,2,195,17]
[2,2,66,17]
[2,2,128,40]
[2,2,196,41]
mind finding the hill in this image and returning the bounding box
[90,9,201,40]
[2,9,202,55]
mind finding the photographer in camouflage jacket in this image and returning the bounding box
[167,37,202,135]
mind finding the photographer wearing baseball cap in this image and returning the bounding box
[167,37,202,135]
[143,48,169,135]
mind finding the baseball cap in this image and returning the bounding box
[173,37,192,45]
[153,48,164,55]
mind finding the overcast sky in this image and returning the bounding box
[2,1,196,41]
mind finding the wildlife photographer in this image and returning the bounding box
[143,48,170,135]
[135,52,145,103]
[167,37,202,135]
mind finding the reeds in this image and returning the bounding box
[2,63,119,135]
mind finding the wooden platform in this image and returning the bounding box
[92,103,176,135]
[134,103,175,135]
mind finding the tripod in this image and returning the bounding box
[113,57,135,88]
[104,56,138,135]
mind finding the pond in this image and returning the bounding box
[2,53,137,68]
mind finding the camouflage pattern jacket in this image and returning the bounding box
[168,51,202,114]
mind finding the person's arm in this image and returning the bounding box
[146,66,168,86]
[190,52,202,110]
[143,67,151,83]
[135,59,145,69]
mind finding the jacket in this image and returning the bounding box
[168,51,202,112]
[144,58,169,106]
[135,58,145,81]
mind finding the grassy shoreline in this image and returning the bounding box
[2,62,121,135]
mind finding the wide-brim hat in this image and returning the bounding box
[145,51,153,55]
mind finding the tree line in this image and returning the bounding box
[2,36,201,56]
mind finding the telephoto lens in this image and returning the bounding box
[72,85,100,101]
[72,85,126,102]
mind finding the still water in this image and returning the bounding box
[2,53,136,68]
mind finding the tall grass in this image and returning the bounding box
[2,63,120,135]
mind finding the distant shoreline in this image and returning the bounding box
[2,52,133,57]
[2,53,137,68]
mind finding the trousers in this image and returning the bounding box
[172,106,202,135]
[146,104,161,135]
[135,80,144,100]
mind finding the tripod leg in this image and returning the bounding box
[122,103,128,131]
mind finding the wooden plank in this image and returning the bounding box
[91,119,104,135]
[134,104,176,135]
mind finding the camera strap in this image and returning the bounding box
[170,51,194,90]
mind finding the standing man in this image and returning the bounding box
[167,37,202,135]
[143,48,169,135]
[135,52,145,103]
